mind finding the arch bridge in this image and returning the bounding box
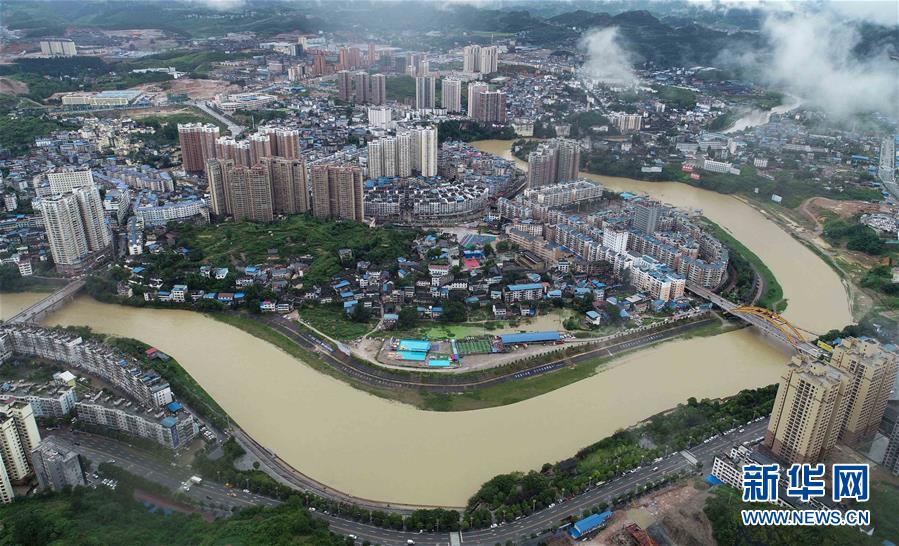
[686,282,822,358]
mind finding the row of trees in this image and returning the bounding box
[465,385,777,517]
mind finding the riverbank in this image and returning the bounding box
[31,295,789,506]
[700,219,786,311]
[218,311,732,411]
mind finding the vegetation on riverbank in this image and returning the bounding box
[0,264,64,293]
[215,311,725,412]
[0,482,350,546]
[701,219,787,311]
[438,120,515,143]
[466,385,777,521]
[84,332,231,430]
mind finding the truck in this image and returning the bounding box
[189,476,203,486]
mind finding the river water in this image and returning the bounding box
[0,142,850,506]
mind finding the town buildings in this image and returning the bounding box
[31,437,85,492]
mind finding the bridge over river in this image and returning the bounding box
[687,282,823,358]
[4,279,86,324]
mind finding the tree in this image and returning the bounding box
[397,306,418,330]
[440,301,467,323]
[351,303,370,323]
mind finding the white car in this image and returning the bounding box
[347,534,357,540]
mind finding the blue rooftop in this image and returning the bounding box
[507,283,543,291]
[569,511,613,539]
[501,331,560,344]
[166,402,183,413]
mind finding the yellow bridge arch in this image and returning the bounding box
[730,306,806,348]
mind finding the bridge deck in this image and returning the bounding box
[6,280,86,324]
[686,282,821,358]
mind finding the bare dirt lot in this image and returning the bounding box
[0,76,29,96]
[154,78,240,100]
[582,483,716,546]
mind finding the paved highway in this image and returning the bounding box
[50,421,768,545]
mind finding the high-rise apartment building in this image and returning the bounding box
[441,78,462,113]
[73,185,112,253]
[354,71,370,104]
[0,401,39,485]
[473,90,507,124]
[368,106,392,128]
[368,137,398,179]
[259,127,300,159]
[633,200,663,234]
[764,356,849,465]
[261,157,309,215]
[463,45,481,73]
[415,76,436,110]
[829,337,898,444]
[205,159,273,222]
[414,127,438,177]
[370,73,387,105]
[615,114,643,133]
[249,133,273,166]
[40,182,110,276]
[1,402,41,462]
[215,137,252,167]
[764,339,898,467]
[480,46,499,74]
[311,165,364,221]
[178,123,220,172]
[40,194,89,274]
[31,437,85,492]
[467,82,488,117]
[462,45,499,73]
[228,164,273,223]
[396,131,414,177]
[526,139,580,188]
[206,158,233,217]
[884,419,899,476]
[337,70,353,102]
[556,139,581,182]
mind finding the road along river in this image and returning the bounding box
[0,147,850,507]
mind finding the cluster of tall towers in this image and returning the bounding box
[38,170,112,275]
[206,157,363,224]
[337,71,386,105]
[764,337,899,465]
[367,127,438,179]
[462,45,499,74]
[178,123,302,173]
[527,139,581,188]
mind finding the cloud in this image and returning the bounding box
[189,0,245,10]
[734,10,899,119]
[578,27,639,86]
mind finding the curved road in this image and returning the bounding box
[54,421,768,545]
